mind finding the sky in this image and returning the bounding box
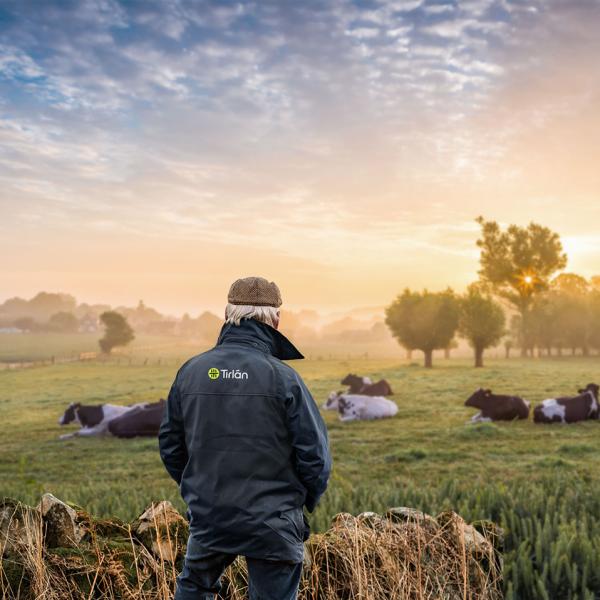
[1,0,599,316]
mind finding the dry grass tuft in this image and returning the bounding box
[0,497,502,599]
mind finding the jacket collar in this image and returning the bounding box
[216,318,304,361]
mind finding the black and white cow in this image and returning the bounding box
[337,394,398,422]
[107,399,166,438]
[533,383,599,424]
[465,388,530,422]
[341,373,394,396]
[341,374,373,393]
[362,379,394,396]
[58,402,147,439]
[323,391,344,410]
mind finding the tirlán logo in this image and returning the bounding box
[208,367,248,380]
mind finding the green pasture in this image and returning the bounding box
[1,352,599,515]
[0,332,402,363]
[1,346,600,598]
[0,332,205,363]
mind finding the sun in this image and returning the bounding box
[517,271,537,292]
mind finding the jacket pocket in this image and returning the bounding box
[302,512,310,541]
[264,507,303,545]
[281,507,304,537]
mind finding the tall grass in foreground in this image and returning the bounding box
[3,473,600,599]
[0,497,502,600]
[316,474,600,600]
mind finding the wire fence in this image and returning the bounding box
[1,350,383,371]
[3,347,593,371]
[0,352,183,370]
[1,352,97,370]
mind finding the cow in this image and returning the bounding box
[533,383,599,424]
[337,394,398,422]
[341,373,394,396]
[341,374,372,393]
[58,401,147,439]
[323,391,344,410]
[362,379,394,396]
[465,388,530,423]
[108,399,166,438]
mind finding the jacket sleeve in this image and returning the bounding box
[158,380,188,485]
[284,372,332,513]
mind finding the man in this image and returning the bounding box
[159,276,332,600]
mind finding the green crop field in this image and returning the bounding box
[2,343,600,598]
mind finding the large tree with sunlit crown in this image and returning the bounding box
[475,217,567,356]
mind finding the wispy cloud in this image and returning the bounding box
[1,0,599,310]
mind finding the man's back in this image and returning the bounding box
[159,317,331,564]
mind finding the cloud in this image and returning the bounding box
[1,0,600,310]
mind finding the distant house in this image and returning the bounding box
[0,327,24,334]
[78,313,99,333]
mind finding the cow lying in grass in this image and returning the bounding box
[58,401,150,439]
[341,374,372,393]
[108,399,166,438]
[465,388,530,422]
[323,391,344,410]
[341,373,394,396]
[336,394,398,422]
[533,383,599,424]
[324,387,396,411]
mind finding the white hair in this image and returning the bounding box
[225,303,279,328]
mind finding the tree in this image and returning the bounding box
[444,339,458,359]
[116,300,164,333]
[504,314,522,358]
[179,313,194,336]
[476,217,567,356]
[0,292,76,321]
[458,285,506,367]
[98,311,134,354]
[552,273,589,296]
[553,293,591,356]
[530,293,560,356]
[197,311,223,341]
[385,289,459,368]
[13,317,37,332]
[28,292,77,321]
[589,290,600,353]
[48,311,78,333]
[549,275,592,355]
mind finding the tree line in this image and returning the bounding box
[385,217,599,368]
[515,273,600,357]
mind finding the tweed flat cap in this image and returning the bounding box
[228,276,282,307]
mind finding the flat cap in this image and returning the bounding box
[228,276,282,308]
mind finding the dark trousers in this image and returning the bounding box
[174,549,303,600]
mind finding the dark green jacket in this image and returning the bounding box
[158,318,331,562]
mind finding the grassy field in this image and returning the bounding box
[2,347,600,598]
[2,352,600,515]
[0,331,408,363]
[0,332,207,363]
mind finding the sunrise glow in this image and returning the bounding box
[1,1,599,314]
